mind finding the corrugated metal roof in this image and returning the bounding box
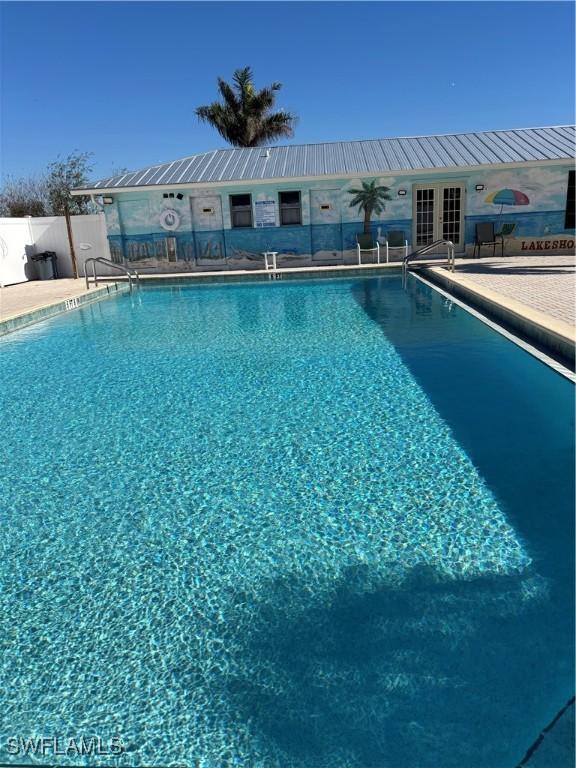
[78,125,575,191]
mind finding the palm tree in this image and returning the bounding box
[348,180,392,234]
[195,67,297,148]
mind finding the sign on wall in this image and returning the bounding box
[520,238,575,251]
[254,200,276,228]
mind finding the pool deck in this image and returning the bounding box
[1,256,574,365]
[0,279,127,336]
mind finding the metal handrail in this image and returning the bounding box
[84,257,140,292]
[403,239,455,272]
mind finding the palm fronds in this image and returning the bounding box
[196,67,297,148]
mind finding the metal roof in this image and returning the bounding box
[78,125,576,192]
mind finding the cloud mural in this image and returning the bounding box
[468,166,569,214]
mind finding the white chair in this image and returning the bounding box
[262,251,278,270]
[356,234,380,265]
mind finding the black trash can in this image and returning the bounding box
[31,251,59,280]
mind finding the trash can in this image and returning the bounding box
[31,251,59,280]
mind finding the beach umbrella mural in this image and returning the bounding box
[485,188,530,214]
[484,189,530,236]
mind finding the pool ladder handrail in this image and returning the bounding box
[84,257,140,293]
[403,239,455,272]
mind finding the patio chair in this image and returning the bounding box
[497,222,516,238]
[357,233,380,265]
[473,222,504,258]
[382,230,408,263]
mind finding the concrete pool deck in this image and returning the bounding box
[0,279,127,336]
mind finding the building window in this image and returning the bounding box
[279,191,301,225]
[565,171,575,229]
[230,194,253,228]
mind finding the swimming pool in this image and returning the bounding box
[0,273,573,767]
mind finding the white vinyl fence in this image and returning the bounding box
[0,214,112,286]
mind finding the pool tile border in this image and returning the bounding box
[0,283,129,337]
[108,261,402,287]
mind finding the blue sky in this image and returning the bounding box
[1,1,574,182]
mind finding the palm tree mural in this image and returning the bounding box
[348,180,392,234]
[195,67,297,148]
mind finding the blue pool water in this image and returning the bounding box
[0,274,573,767]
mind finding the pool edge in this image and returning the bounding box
[418,265,575,372]
[411,271,575,382]
[0,283,130,337]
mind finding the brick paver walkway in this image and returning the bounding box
[443,255,575,327]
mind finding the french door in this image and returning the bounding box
[412,183,465,252]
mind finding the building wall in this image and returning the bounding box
[102,163,575,271]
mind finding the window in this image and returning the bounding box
[230,194,253,228]
[279,191,302,225]
[565,171,575,229]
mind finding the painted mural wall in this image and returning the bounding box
[103,163,575,271]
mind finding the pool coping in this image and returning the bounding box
[131,262,402,281]
[418,265,575,370]
[0,282,129,337]
[93,261,404,288]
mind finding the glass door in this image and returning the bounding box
[414,187,436,248]
[413,183,465,251]
[441,185,463,247]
